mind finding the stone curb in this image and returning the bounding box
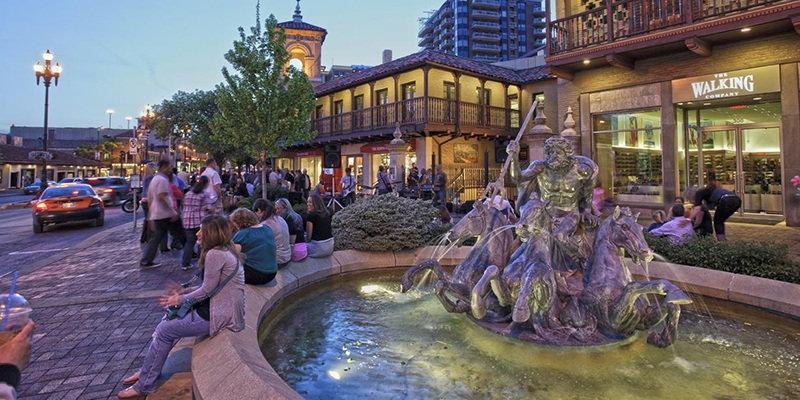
[191,249,800,400]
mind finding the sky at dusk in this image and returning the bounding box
[0,0,439,132]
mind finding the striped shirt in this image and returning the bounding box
[182,191,210,229]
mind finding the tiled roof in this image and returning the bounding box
[0,144,105,167]
[277,21,327,33]
[314,50,551,96]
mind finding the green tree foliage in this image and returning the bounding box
[332,195,449,252]
[74,138,124,162]
[646,234,800,284]
[212,7,316,199]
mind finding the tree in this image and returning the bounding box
[74,138,123,162]
[212,5,316,199]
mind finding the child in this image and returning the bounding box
[647,210,666,232]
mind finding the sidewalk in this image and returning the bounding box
[0,189,23,197]
[1,225,195,400]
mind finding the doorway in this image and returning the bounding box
[694,124,782,216]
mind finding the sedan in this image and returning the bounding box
[23,180,56,195]
[59,177,84,184]
[84,177,130,205]
[32,184,104,233]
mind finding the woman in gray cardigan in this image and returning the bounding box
[118,215,245,398]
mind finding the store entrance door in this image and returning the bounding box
[696,124,783,216]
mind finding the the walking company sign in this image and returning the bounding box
[672,65,780,103]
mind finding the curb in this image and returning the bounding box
[1,214,143,279]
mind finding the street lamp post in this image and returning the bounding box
[106,109,114,130]
[126,116,132,129]
[33,49,62,191]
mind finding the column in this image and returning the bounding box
[503,83,510,129]
[454,72,462,134]
[393,75,400,124]
[579,95,592,158]
[369,82,376,129]
[329,95,334,133]
[387,124,408,191]
[524,102,555,163]
[423,66,430,122]
[780,63,800,227]
[660,81,677,210]
[479,79,486,127]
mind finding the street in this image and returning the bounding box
[0,193,142,277]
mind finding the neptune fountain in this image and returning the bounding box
[402,135,692,347]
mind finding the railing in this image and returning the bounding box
[549,0,783,54]
[311,98,521,138]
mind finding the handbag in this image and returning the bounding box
[165,261,239,320]
[292,242,308,262]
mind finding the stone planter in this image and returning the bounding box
[744,193,762,212]
[761,194,783,214]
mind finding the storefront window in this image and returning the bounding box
[299,156,321,188]
[593,109,663,204]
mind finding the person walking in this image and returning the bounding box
[140,160,178,269]
[201,158,222,214]
[340,167,357,206]
[181,176,210,270]
[177,167,190,188]
[306,194,334,258]
[229,209,278,285]
[298,169,311,199]
[691,177,740,241]
[433,164,447,207]
[376,165,392,196]
[252,199,291,269]
[119,215,244,398]
[140,163,156,244]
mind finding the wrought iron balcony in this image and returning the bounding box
[548,0,789,55]
[310,97,520,139]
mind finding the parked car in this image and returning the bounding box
[31,184,104,233]
[23,180,57,195]
[58,177,84,184]
[84,176,130,205]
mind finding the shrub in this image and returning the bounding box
[292,202,307,217]
[251,186,289,201]
[236,198,253,211]
[645,234,800,284]
[332,194,448,252]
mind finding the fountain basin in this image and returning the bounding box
[190,247,800,400]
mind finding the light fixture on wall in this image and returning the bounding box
[740,27,751,32]
[583,59,590,65]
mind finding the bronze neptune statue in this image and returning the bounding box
[402,135,691,348]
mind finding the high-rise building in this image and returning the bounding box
[418,0,545,62]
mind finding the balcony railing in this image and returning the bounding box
[549,0,783,55]
[311,97,521,138]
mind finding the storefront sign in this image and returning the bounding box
[360,140,417,154]
[290,150,323,157]
[672,65,780,103]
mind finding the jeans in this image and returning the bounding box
[714,195,741,237]
[244,265,276,285]
[308,238,334,258]
[133,311,209,394]
[433,189,446,207]
[141,218,171,265]
[140,202,150,243]
[181,228,199,267]
[343,192,356,206]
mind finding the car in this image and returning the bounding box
[31,184,104,233]
[23,180,57,195]
[84,177,130,205]
[58,177,84,184]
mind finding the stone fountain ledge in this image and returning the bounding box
[190,247,800,400]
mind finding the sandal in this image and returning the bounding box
[117,387,142,399]
[122,372,139,385]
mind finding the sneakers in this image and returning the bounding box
[139,262,162,270]
[181,264,193,271]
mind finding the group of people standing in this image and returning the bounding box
[122,159,335,398]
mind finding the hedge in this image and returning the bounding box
[332,195,449,252]
[645,234,800,284]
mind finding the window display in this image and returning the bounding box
[593,109,663,203]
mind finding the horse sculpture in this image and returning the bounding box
[402,201,514,319]
[562,207,692,347]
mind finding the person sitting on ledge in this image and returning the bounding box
[306,194,334,258]
[649,204,694,245]
[229,208,278,285]
[646,210,666,233]
[253,199,291,270]
[119,215,244,399]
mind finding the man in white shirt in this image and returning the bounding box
[650,204,694,245]
[339,167,357,206]
[140,160,178,268]
[201,158,222,213]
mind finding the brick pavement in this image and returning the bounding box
[1,226,195,400]
[725,222,800,259]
